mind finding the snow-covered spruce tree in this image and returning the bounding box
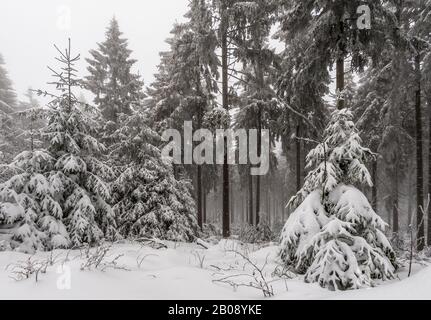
[110,109,198,242]
[0,53,19,164]
[84,17,144,124]
[280,108,397,290]
[0,150,70,252]
[40,40,117,247]
[0,99,69,252]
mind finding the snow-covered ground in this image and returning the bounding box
[0,240,429,300]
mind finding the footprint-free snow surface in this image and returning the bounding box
[0,240,429,300]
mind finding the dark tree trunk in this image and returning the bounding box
[266,179,271,226]
[296,124,302,192]
[282,183,287,221]
[221,3,230,238]
[196,112,203,230]
[254,29,265,228]
[247,131,253,225]
[248,165,254,225]
[195,59,204,230]
[393,159,399,235]
[197,166,203,229]
[336,7,345,111]
[230,185,234,224]
[245,188,249,223]
[256,108,262,226]
[428,94,431,246]
[415,52,425,251]
[336,57,345,110]
[388,203,392,230]
[203,184,207,225]
[372,159,378,211]
[408,162,414,229]
[242,192,246,224]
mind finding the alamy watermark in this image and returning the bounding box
[161,121,270,176]
[356,5,371,30]
[56,264,71,290]
[56,5,72,31]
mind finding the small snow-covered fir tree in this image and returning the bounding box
[111,110,198,242]
[280,107,397,291]
[41,40,117,247]
[0,150,70,252]
[1,92,71,251]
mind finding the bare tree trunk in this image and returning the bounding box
[268,186,272,227]
[393,159,399,235]
[415,51,425,251]
[296,124,302,192]
[245,188,249,224]
[371,159,378,211]
[248,131,254,225]
[266,178,270,225]
[248,166,254,225]
[221,2,230,238]
[428,94,431,246]
[203,186,207,225]
[408,193,413,231]
[408,162,414,229]
[336,57,345,110]
[284,193,286,221]
[242,192,245,224]
[230,185,234,225]
[256,108,262,226]
[336,7,345,111]
[253,24,267,228]
[388,202,392,230]
[197,166,203,229]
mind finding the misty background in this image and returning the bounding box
[0,0,189,100]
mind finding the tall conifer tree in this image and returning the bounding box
[85,18,144,124]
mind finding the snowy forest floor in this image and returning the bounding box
[0,239,429,300]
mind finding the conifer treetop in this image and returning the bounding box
[290,107,374,208]
[84,18,144,123]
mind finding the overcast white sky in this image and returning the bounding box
[0,0,189,101]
